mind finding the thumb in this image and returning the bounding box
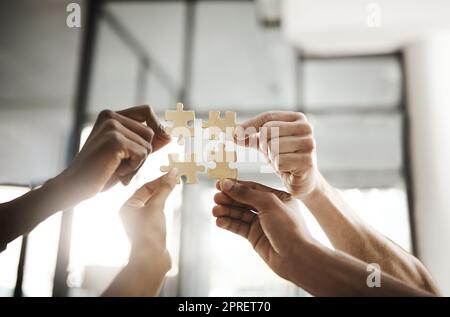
[219,179,281,212]
[123,176,161,208]
[234,180,292,202]
[147,168,178,208]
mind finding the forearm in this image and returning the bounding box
[0,176,71,247]
[301,173,439,294]
[289,240,434,297]
[102,254,170,297]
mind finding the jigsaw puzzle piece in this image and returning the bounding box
[160,153,205,184]
[165,103,195,145]
[207,163,237,180]
[202,111,237,140]
[207,143,237,180]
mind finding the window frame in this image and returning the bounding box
[52,0,417,297]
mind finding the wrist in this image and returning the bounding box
[129,246,172,276]
[297,170,327,203]
[41,175,77,211]
[49,168,92,210]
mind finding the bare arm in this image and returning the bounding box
[0,106,170,250]
[213,179,433,297]
[102,251,170,297]
[301,173,440,295]
[0,178,68,247]
[291,239,433,297]
[103,171,177,297]
[236,111,439,294]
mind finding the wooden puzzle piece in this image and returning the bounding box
[202,111,237,140]
[160,153,205,184]
[165,103,195,145]
[207,143,237,180]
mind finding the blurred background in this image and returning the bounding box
[0,0,449,296]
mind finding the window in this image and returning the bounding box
[66,127,184,296]
[189,1,297,110]
[300,55,411,252]
[0,186,61,297]
[52,0,413,297]
[0,186,29,296]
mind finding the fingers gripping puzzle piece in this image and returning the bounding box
[165,103,195,145]
[207,143,237,180]
[202,111,237,140]
[160,153,205,184]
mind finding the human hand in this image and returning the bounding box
[120,169,178,273]
[212,179,314,282]
[103,170,177,297]
[235,111,321,199]
[57,105,171,206]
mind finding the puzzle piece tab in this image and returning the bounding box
[207,143,237,180]
[165,103,195,145]
[160,153,205,184]
[202,111,237,140]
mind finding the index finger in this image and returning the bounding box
[117,105,170,140]
[216,179,291,202]
[238,111,304,131]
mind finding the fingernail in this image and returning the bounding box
[221,179,233,191]
[167,168,178,179]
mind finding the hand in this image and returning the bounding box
[212,179,314,282]
[120,169,178,269]
[235,111,320,199]
[57,105,171,206]
[103,170,178,297]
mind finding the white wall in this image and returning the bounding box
[404,33,450,295]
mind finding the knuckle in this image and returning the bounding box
[262,121,272,129]
[303,137,315,152]
[105,131,124,152]
[262,111,275,122]
[104,118,120,131]
[99,109,114,121]
[233,183,249,196]
[306,123,313,134]
[141,104,152,114]
[107,130,122,144]
[299,123,313,135]
[262,122,278,136]
[138,104,152,119]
